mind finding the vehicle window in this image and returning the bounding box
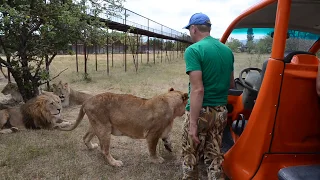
[228,28,319,53]
[227,28,320,74]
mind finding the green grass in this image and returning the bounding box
[0,52,267,179]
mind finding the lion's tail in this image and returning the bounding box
[58,104,86,131]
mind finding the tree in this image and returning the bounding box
[247,28,254,42]
[255,35,273,54]
[0,0,124,101]
[164,41,174,51]
[226,37,242,52]
[246,28,255,53]
[116,27,143,72]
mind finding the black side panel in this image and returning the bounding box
[222,126,234,153]
[228,89,243,96]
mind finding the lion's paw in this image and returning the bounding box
[150,156,164,164]
[87,143,99,150]
[11,127,19,132]
[111,160,123,167]
[57,121,72,128]
[0,129,13,134]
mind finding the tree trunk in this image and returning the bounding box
[45,55,50,91]
[84,43,87,74]
[10,55,39,102]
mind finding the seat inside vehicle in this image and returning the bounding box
[278,165,320,180]
[259,50,316,86]
[231,50,317,137]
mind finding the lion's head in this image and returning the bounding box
[52,81,70,107]
[21,93,63,129]
[167,87,189,117]
[1,82,18,95]
[40,91,63,118]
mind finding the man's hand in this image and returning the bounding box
[189,122,200,145]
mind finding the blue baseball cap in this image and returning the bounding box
[183,13,212,29]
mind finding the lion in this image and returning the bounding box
[53,80,176,152]
[0,92,71,134]
[0,107,23,134]
[52,81,93,108]
[1,82,23,103]
[58,88,188,167]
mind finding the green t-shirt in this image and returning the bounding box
[184,36,234,111]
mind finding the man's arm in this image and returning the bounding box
[184,47,202,144]
[229,71,235,89]
[189,71,204,127]
[316,65,320,97]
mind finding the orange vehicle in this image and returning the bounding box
[220,0,320,179]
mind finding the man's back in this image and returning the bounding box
[185,36,234,110]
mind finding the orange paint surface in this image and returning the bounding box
[222,0,320,179]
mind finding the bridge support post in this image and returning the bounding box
[153,38,155,64]
[111,30,114,68]
[75,41,78,73]
[147,36,150,63]
[95,44,97,71]
[106,33,109,75]
[124,31,127,72]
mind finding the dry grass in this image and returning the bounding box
[0,52,267,180]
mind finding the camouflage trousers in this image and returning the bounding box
[181,106,228,180]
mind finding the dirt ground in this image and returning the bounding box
[0,52,266,180]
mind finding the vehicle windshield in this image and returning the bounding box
[227,28,320,55]
[225,28,320,75]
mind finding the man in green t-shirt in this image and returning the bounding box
[181,12,235,180]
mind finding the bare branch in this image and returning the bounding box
[39,68,68,85]
[0,37,10,58]
[48,53,57,65]
[0,57,12,69]
[33,57,44,79]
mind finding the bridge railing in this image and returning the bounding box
[98,8,191,42]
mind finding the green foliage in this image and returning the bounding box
[0,0,124,101]
[247,28,254,42]
[227,33,317,56]
[255,35,273,54]
[226,37,242,52]
[246,40,255,54]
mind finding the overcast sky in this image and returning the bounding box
[122,0,262,40]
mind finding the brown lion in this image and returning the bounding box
[53,80,176,152]
[59,88,188,167]
[1,82,24,103]
[0,92,71,134]
[52,81,93,108]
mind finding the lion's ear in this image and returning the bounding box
[52,83,57,89]
[182,93,188,101]
[168,87,174,92]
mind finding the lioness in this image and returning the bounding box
[53,80,176,152]
[52,81,92,108]
[0,92,71,134]
[1,82,23,103]
[59,88,188,167]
